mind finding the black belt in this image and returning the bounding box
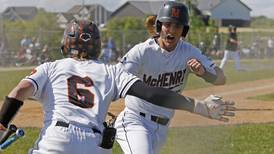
[55,121,101,134]
[140,112,169,126]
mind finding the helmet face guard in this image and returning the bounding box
[156,1,189,37]
[61,20,101,59]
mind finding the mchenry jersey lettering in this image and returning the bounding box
[120,38,216,119]
[23,58,139,130]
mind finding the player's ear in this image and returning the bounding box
[60,45,65,55]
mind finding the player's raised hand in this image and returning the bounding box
[194,95,236,122]
[187,58,205,76]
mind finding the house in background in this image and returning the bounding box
[66,4,112,27]
[110,1,164,19]
[1,6,39,21]
[56,13,76,29]
[196,0,251,27]
[196,0,220,16]
[111,0,251,27]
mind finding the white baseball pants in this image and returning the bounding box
[220,50,242,70]
[28,121,102,154]
[114,108,169,154]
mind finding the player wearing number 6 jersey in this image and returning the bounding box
[0,20,235,154]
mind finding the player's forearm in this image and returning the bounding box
[148,89,196,111]
[0,97,23,128]
[127,81,195,112]
[212,67,226,85]
[0,81,32,128]
[8,80,34,101]
[199,67,225,85]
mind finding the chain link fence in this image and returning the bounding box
[1,28,274,67]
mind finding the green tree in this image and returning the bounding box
[4,9,63,59]
[105,17,148,55]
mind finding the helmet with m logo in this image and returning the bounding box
[156,1,189,37]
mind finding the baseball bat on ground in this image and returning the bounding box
[0,129,25,150]
[0,124,17,144]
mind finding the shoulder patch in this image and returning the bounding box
[30,68,37,75]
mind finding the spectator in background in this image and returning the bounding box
[39,44,51,64]
[15,47,26,66]
[257,38,265,58]
[210,27,222,58]
[107,37,118,62]
[219,25,243,71]
[110,48,118,63]
[0,37,9,66]
[266,37,273,57]
[250,39,260,58]
[20,35,27,47]
[107,37,116,50]
[20,35,32,48]
[99,41,112,63]
[32,37,42,57]
[198,41,209,56]
[25,43,35,64]
[0,38,6,54]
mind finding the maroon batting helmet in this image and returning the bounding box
[61,20,101,59]
[156,1,189,37]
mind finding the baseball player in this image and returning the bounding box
[219,25,243,71]
[0,20,234,154]
[114,1,227,154]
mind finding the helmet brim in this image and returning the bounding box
[158,17,186,26]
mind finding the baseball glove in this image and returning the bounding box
[144,15,157,37]
[194,95,235,122]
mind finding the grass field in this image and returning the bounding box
[1,58,274,153]
[1,123,274,154]
[185,58,274,90]
[248,93,274,101]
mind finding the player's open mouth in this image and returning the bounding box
[166,35,175,42]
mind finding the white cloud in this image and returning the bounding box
[241,0,274,18]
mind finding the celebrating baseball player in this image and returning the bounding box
[0,19,234,154]
[114,1,229,154]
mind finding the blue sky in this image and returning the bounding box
[0,0,274,19]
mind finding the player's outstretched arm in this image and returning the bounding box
[0,80,34,129]
[127,81,235,122]
[187,59,226,85]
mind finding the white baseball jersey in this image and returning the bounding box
[120,38,216,119]
[24,58,139,130]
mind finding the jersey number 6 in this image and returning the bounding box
[67,75,94,108]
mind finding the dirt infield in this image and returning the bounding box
[8,77,274,128]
